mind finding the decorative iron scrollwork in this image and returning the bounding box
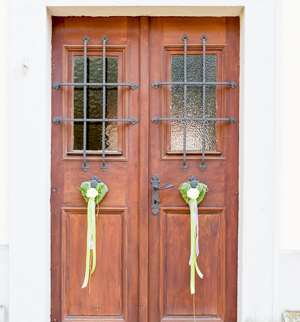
[53,36,139,171]
[152,34,237,169]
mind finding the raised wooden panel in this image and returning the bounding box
[160,208,225,321]
[61,207,127,320]
[162,18,227,44]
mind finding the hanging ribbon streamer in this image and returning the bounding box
[179,179,208,294]
[80,177,108,288]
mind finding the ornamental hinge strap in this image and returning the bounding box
[152,34,237,169]
[52,36,139,171]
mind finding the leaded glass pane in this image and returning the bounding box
[73,56,118,151]
[170,54,217,152]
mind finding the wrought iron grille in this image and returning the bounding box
[53,36,139,171]
[152,34,237,169]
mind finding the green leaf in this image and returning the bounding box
[179,182,191,204]
[95,182,109,205]
[80,181,91,203]
[196,183,208,204]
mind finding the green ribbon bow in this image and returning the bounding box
[80,177,108,288]
[179,179,208,294]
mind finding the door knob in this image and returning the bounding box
[151,175,174,215]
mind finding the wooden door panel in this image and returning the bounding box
[62,208,126,317]
[63,170,128,205]
[52,17,139,322]
[161,18,227,44]
[149,17,239,322]
[161,208,224,317]
[150,207,225,322]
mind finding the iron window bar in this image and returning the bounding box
[53,117,138,124]
[151,34,237,169]
[152,81,236,88]
[53,36,139,171]
[152,116,235,123]
[53,82,138,89]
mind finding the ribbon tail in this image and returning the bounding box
[190,247,196,294]
[189,199,203,294]
[195,260,204,279]
[189,200,197,294]
[82,199,93,288]
[194,201,200,257]
[90,199,97,275]
[81,249,91,288]
[188,200,194,265]
[190,261,196,295]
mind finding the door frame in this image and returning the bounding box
[7,4,278,322]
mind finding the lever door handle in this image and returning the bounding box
[151,175,174,215]
[159,182,174,190]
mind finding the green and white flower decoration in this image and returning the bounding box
[179,177,208,295]
[80,176,108,288]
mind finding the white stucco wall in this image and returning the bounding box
[0,1,9,321]
[6,2,51,322]
[275,0,300,316]
[1,0,300,322]
[0,3,8,247]
[278,0,300,251]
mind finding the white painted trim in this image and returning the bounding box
[8,6,52,322]
[48,5,243,16]
[0,0,8,246]
[238,2,276,321]
[273,0,283,319]
[279,250,300,255]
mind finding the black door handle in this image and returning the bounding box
[151,175,174,215]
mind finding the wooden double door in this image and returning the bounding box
[51,17,239,322]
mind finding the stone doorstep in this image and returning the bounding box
[283,311,300,322]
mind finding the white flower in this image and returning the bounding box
[187,188,200,200]
[86,187,99,199]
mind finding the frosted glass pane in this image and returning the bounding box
[73,56,118,151]
[170,55,216,152]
